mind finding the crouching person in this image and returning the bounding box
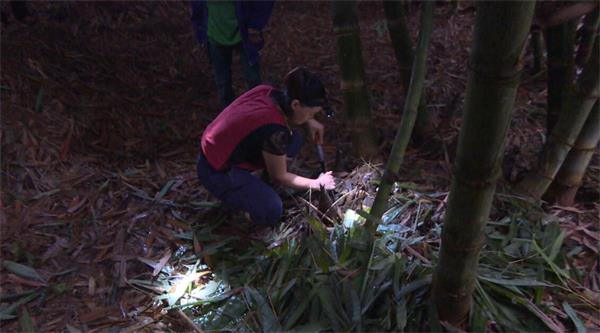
[197,67,336,226]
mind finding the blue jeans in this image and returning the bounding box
[207,40,262,109]
[197,131,303,226]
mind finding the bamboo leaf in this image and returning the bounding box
[31,189,61,201]
[531,239,570,283]
[347,282,361,329]
[562,302,586,333]
[470,303,486,333]
[19,307,36,333]
[370,255,396,271]
[35,88,44,113]
[548,230,566,261]
[317,287,345,331]
[0,289,38,303]
[2,261,47,283]
[244,287,282,333]
[0,292,39,319]
[283,292,313,330]
[291,321,328,332]
[478,275,553,287]
[397,275,431,298]
[395,297,407,331]
[155,179,176,201]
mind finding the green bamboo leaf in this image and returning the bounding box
[478,275,553,287]
[548,230,566,261]
[291,321,328,332]
[562,302,586,333]
[361,281,392,315]
[307,217,327,241]
[346,281,361,329]
[531,239,570,283]
[0,314,16,320]
[275,278,296,303]
[0,292,39,319]
[395,297,407,331]
[155,179,176,201]
[317,287,345,331]
[2,261,47,283]
[0,290,38,302]
[283,292,313,330]
[35,88,44,113]
[19,307,36,333]
[369,255,396,271]
[397,275,431,298]
[244,287,282,333]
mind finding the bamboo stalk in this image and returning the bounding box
[369,2,433,229]
[383,1,413,89]
[517,37,599,200]
[433,1,535,325]
[575,7,599,67]
[545,100,599,206]
[332,1,378,159]
[544,20,576,134]
[383,1,432,139]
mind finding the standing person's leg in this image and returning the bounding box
[239,45,262,90]
[197,155,282,226]
[207,40,235,108]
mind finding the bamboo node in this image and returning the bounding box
[538,171,556,181]
[340,79,365,91]
[333,26,357,36]
[452,166,501,189]
[549,132,576,148]
[441,235,486,253]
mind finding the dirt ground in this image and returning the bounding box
[1,2,598,331]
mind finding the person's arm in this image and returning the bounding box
[263,151,335,190]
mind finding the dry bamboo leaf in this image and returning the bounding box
[152,249,172,276]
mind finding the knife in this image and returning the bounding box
[316,144,326,173]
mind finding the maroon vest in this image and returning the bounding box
[201,85,286,171]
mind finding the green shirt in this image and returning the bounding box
[206,1,241,46]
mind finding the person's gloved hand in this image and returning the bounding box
[316,171,335,190]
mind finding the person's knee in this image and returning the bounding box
[254,196,282,226]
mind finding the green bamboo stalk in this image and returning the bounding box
[517,37,599,200]
[544,20,577,134]
[575,7,599,67]
[383,0,432,139]
[545,100,599,206]
[370,2,433,229]
[332,1,378,158]
[383,1,413,89]
[432,1,535,325]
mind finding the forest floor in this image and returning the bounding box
[1,2,598,332]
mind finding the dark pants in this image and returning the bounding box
[207,40,262,109]
[197,131,303,226]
